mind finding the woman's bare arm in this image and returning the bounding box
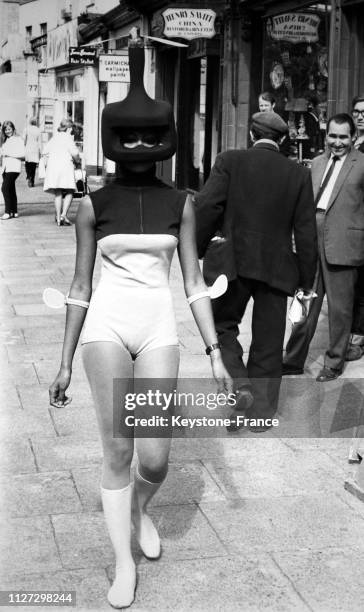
[178,195,232,393]
[49,195,96,406]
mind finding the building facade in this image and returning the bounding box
[2,0,363,184]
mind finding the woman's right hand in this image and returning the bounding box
[49,366,72,408]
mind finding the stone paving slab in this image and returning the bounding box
[71,461,226,513]
[199,494,364,554]
[132,554,310,611]
[49,406,100,439]
[52,504,227,570]
[273,547,364,612]
[0,405,55,439]
[0,439,37,475]
[0,361,39,385]
[0,471,82,517]
[0,568,111,611]
[30,436,103,471]
[6,342,64,363]
[0,515,62,577]
[202,447,343,500]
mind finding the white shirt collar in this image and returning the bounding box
[253,139,279,150]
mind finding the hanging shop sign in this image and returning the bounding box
[267,13,320,44]
[99,54,130,82]
[47,20,78,68]
[69,46,97,66]
[162,8,216,40]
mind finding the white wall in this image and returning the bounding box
[0,73,27,133]
[19,0,59,38]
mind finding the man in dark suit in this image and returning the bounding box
[283,113,364,381]
[195,112,317,428]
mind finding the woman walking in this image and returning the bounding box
[23,117,41,187]
[43,118,80,226]
[0,121,25,220]
[49,35,231,609]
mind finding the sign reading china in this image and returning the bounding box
[267,13,320,44]
[47,20,78,68]
[162,8,216,40]
[99,54,130,82]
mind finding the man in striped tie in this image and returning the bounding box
[283,113,364,382]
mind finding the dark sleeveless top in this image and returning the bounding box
[89,175,187,242]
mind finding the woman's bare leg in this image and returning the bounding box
[82,341,136,607]
[54,190,63,224]
[132,346,179,558]
[61,192,74,221]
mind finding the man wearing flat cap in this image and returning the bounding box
[195,111,317,430]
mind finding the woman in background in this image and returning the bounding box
[23,117,41,187]
[43,118,80,226]
[0,121,25,220]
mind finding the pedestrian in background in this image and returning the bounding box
[23,117,41,187]
[0,120,25,220]
[43,118,80,226]
[283,113,364,381]
[258,91,276,113]
[195,112,317,431]
[346,94,364,360]
[257,91,290,156]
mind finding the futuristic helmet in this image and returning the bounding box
[101,33,177,163]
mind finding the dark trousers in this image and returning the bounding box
[352,266,364,337]
[212,276,287,418]
[285,212,357,372]
[2,172,19,215]
[25,162,36,185]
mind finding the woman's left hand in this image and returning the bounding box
[210,354,233,394]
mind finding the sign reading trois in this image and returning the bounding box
[267,13,320,43]
[162,8,216,40]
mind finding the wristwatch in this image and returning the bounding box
[205,343,221,355]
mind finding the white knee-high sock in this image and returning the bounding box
[101,485,136,608]
[132,467,163,559]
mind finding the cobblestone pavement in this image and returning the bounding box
[1,175,364,611]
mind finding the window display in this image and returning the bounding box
[263,2,331,161]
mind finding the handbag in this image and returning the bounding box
[73,167,88,198]
[38,156,46,179]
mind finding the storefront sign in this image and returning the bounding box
[69,46,97,66]
[99,54,130,82]
[162,8,216,40]
[267,13,320,44]
[47,20,78,68]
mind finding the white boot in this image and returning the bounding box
[101,485,136,608]
[132,467,163,560]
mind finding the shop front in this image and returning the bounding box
[262,3,331,161]
[150,4,223,189]
[242,0,364,162]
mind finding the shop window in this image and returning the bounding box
[40,23,47,36]
[263,2,331,160]
[56,76,66,93]
[73,75,81,93]
[63,100,84,150]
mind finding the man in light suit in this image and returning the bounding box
[283,113,364,381]
[195,112,317,428]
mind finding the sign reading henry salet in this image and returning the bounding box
[162,8,216,40]
[267,13,320,43]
